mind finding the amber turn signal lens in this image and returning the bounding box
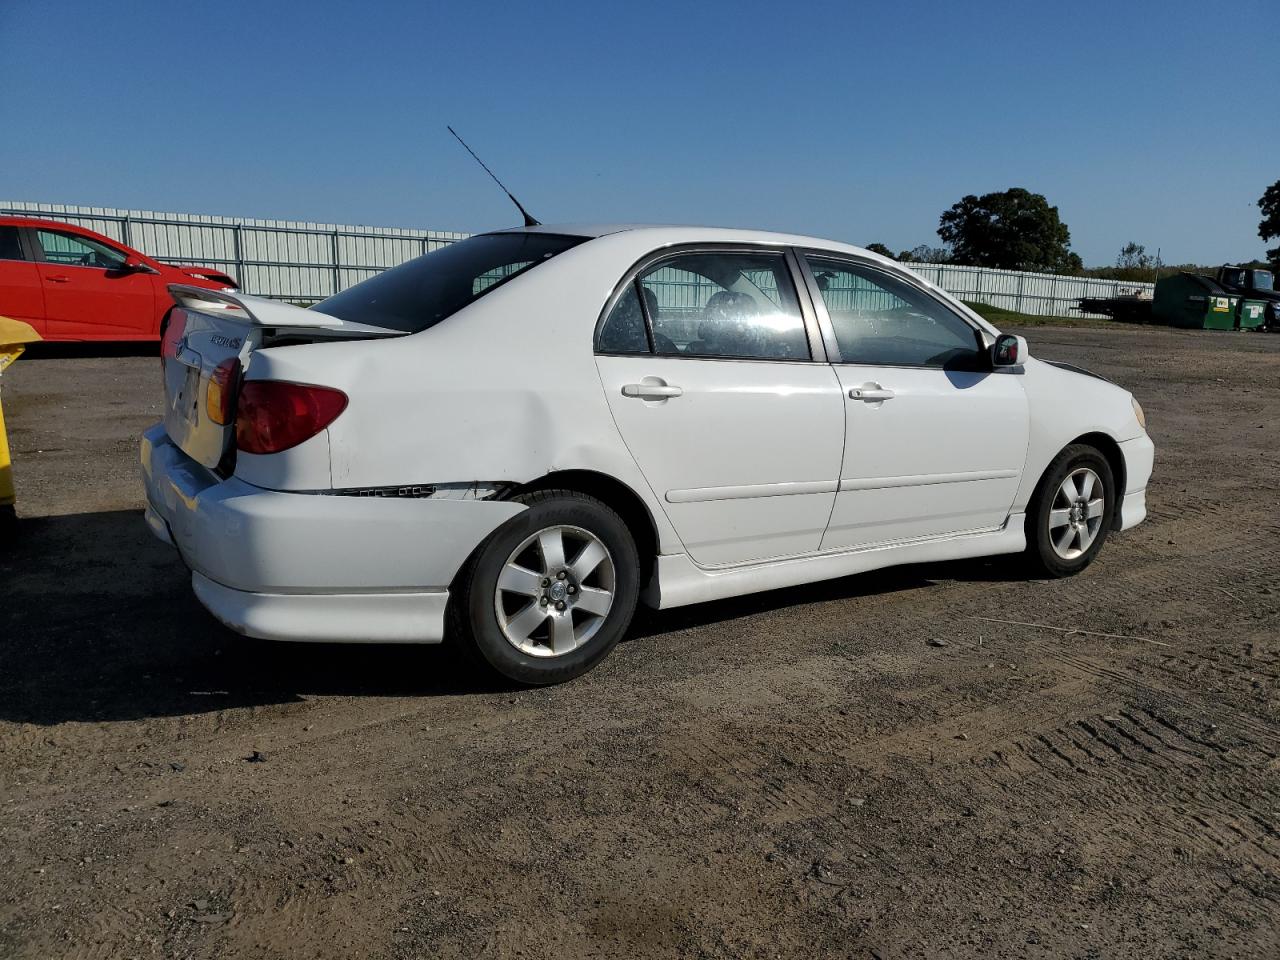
[206,357,242,426]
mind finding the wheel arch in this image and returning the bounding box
[509,469,661,588]
[1062,432,1127,530]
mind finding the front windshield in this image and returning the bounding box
[315,232,587,333]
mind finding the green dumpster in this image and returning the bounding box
[1153,273,1240,329]
[1238,298,1268,330]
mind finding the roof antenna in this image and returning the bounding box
[447,125,540,227]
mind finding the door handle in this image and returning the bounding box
[621,381,683,400]
[46,275,71,283]
[848,383,895,402]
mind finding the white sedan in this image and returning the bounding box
[141,225,1154,684]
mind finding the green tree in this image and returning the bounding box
[1116,242,1151,270]
[864,242,895,258]
[897,244,951,264]
[1259,179,1280,269]
[938,188,1083,273]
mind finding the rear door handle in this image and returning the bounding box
[46,275,71,283]
[848,383,895,401]
[621,381,683,400]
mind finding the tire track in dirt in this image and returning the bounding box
[1052,650,1280,752]
[978,703,1279,856]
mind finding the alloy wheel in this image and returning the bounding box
[493,524,616,657]
[1047,467,1105,560]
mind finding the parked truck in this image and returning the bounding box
[1078,264,1276,331]
[1212,265,1278,329]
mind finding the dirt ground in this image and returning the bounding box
[0,325,1277,960]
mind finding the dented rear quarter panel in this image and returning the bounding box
[239,232,686,552]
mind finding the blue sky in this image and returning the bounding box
[2,0,1276,266]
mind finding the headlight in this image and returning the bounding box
[1131,396,1146,431]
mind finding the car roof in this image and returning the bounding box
[489,223,998,338]
[489,223,878,257]
[0,215,98,230]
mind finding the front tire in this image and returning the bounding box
[1025,444,1116,578]
[450,489,640,685]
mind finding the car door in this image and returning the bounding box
[594,247,844,567]
[0,226,45,334]
[799,254,1029,552]
[32,227,156,339]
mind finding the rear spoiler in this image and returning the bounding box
[168,284,344,328]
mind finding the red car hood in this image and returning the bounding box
[167,264,238,289]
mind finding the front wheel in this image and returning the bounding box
[449,489,640,685]
[1025,444,1116,578]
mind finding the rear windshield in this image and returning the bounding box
[315,232,587,333]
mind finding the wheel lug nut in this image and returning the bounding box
[567,585,577,595]
[555,601,566,611]
[541,578,550,587]
[539,597,548,606]
[557,571,567,580]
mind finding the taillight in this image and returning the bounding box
[206,357,241,425]
[235,381,348,455]
[160,309,187,361]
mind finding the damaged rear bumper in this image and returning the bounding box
[140,423,524,643]
[191,574,450,644]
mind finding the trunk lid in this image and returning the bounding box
[160,284,399,470]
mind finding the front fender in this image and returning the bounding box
[1011,357,1146,513]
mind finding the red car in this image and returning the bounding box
[0,216,237,341]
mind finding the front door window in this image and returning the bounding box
[805,256,983,368]
[36,229,128,270]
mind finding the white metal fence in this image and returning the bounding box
[2,201,1152,317]
[908,263,1152,319]
[1,201,468,302]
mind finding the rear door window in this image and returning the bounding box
[624,251,811,360]
[596,283,652,354]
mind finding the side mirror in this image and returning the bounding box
[991,333,1029,367]
[121,256,155,273]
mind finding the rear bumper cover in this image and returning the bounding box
[140,423,524,643]
[191,574,450,644]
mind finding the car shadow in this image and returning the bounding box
[0,508,1037,726]
[0,510,505,726]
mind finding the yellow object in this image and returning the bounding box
[0,316,42,514]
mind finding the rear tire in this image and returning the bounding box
[1024,444,1116,578]
[449,489,640,685]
